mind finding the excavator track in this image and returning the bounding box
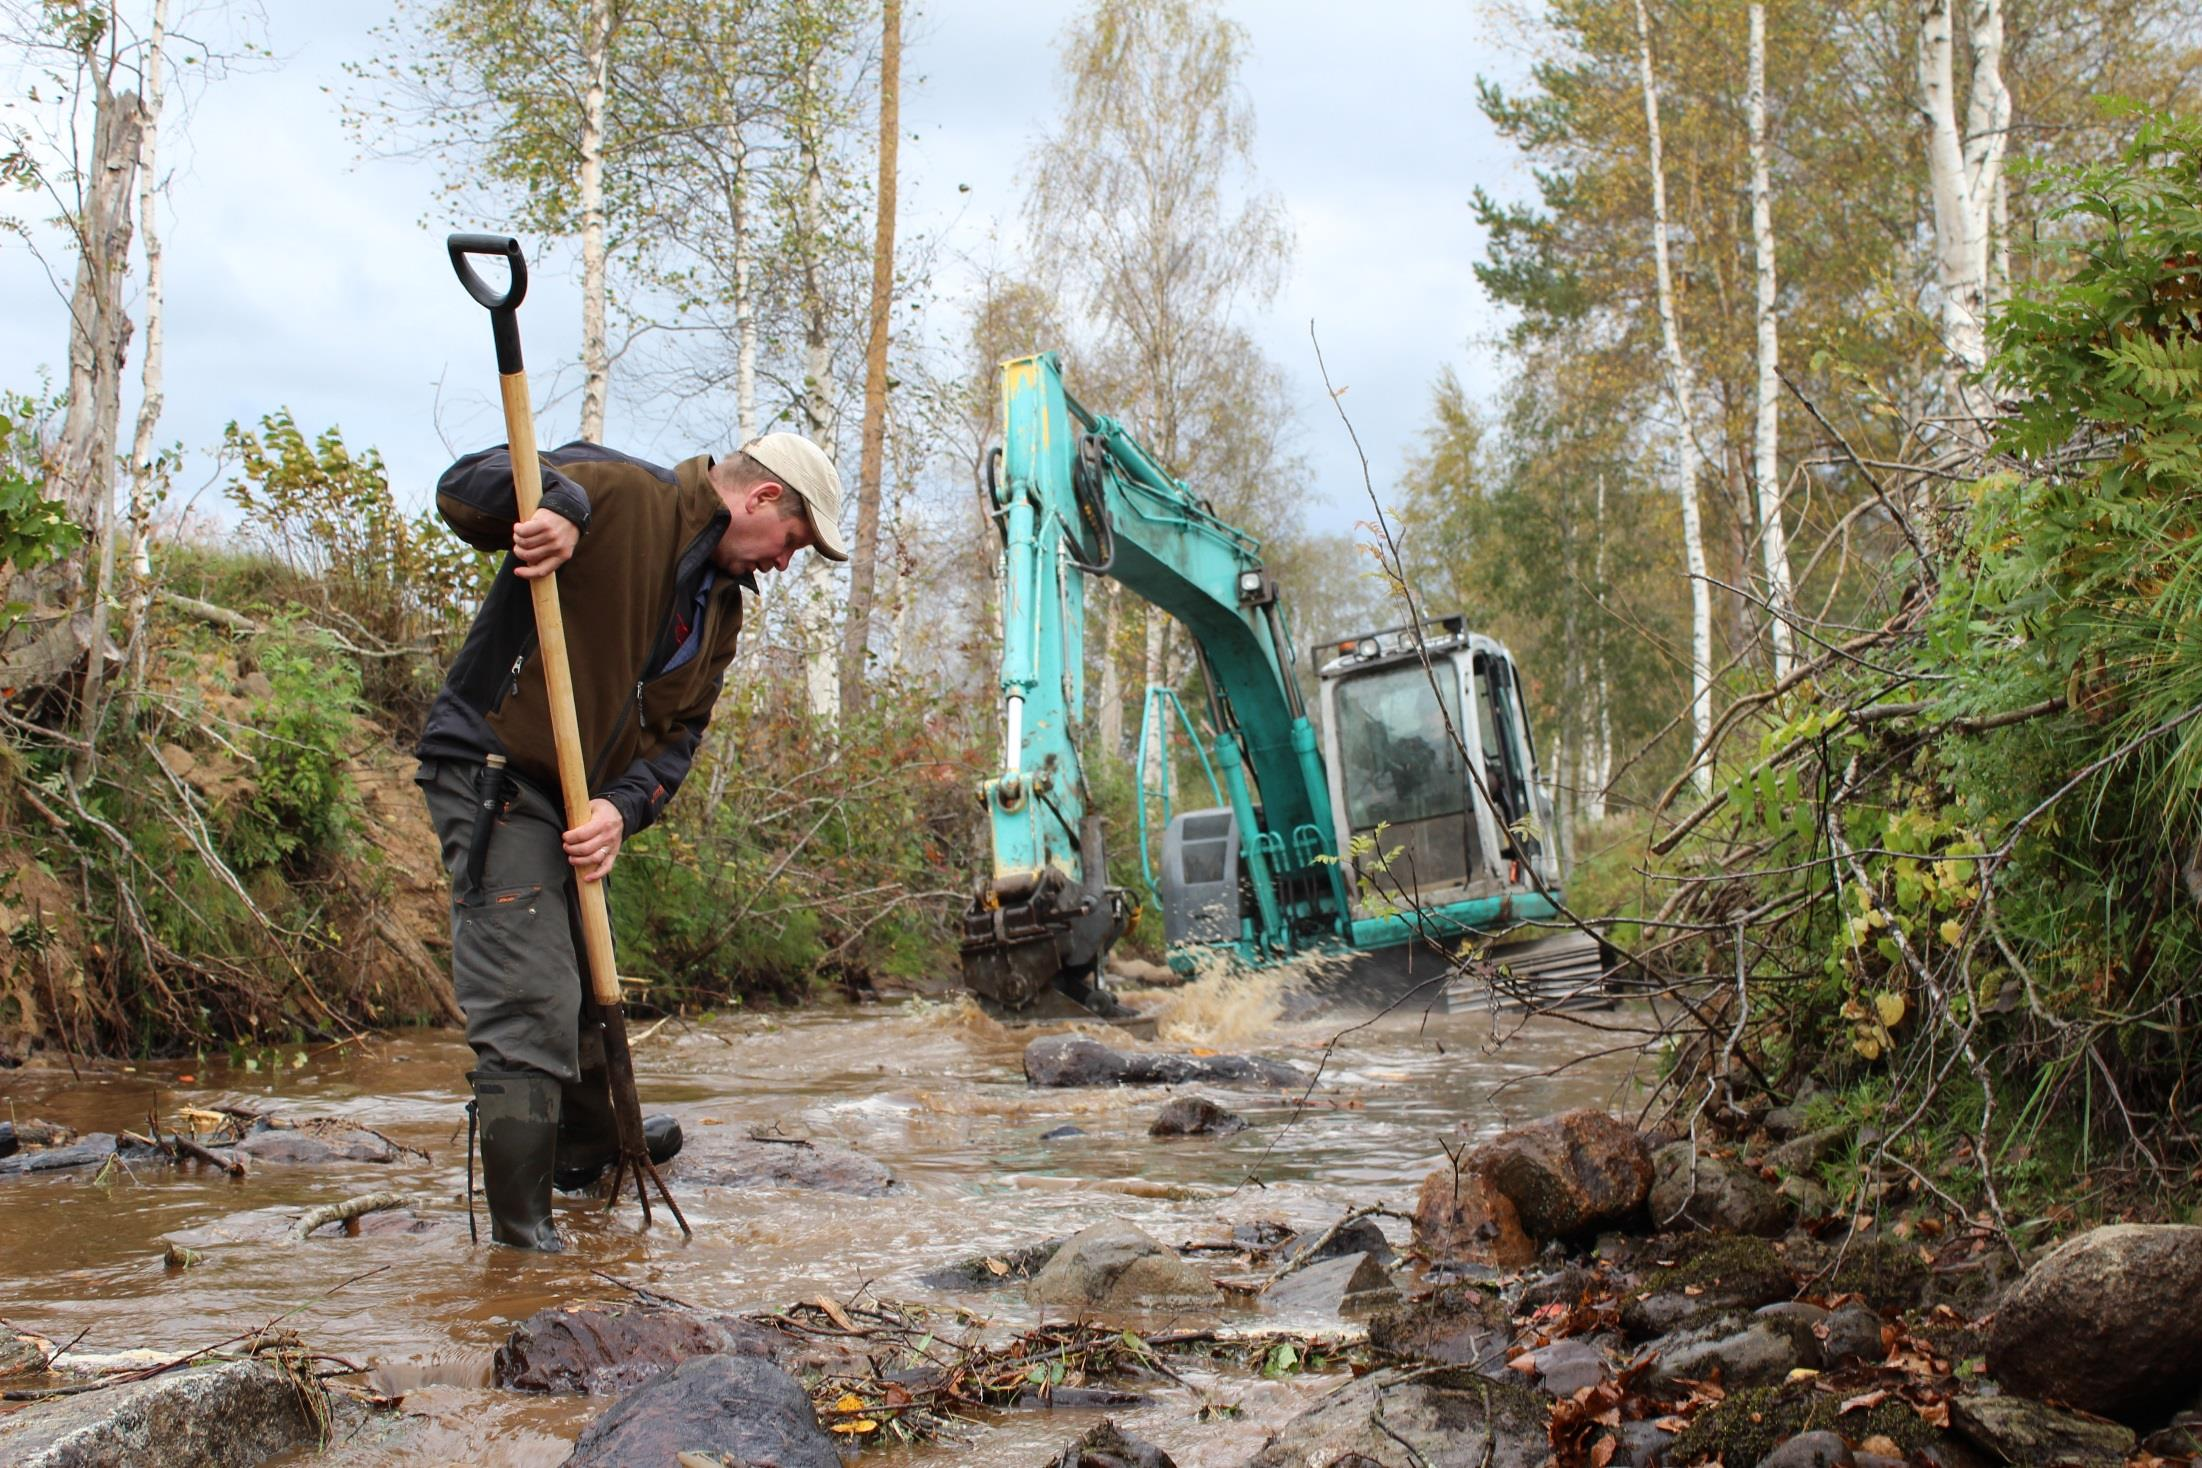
[1445,927,1619,1012]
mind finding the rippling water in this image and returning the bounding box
[0,975,1658,1464]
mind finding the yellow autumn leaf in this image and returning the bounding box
[1939,918,1962,945]
[831,1418,880,1435]
[1875,992,1906,1028]
[833,1394,864,1413]
[1854,1034,1883,1060]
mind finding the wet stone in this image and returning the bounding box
[1517,1264,1594,1312]
[1241,1366,1551,1468]
[1367,1282,1511,1370]
[1985,1222,2202,1422]
[1149,1095,1246,1137]
[0,1133,127,1177]
[1519,1336,1611,1397]
[564,1353,839,1468]
[1820,1304,1886,1368]
[1285,1214,1397,1269]
[667,1133,896,1196]
[0,1357,322,1468]
[1045,1417,1179,1467]
[1760,1429,1855,1467]
[917,1237,1065,1292]
[1024,1219,1216,1316]
[1262,1251,1398,1319]
[1041,1124,1086,1140]
[497,1301,862,1396]
[1414,1162,1534,1268]
[0,1322,52,1376]
[228,1124,396,1165]
[1648,1316,1815,1389]
[0,1119,71,1158]
[1950,1394,2135,1468]
[1473,1109,1653,1241]
[1649,1142,1789,1236]
[1023,1035,1307,1089]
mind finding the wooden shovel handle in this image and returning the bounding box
[498,370,623,1009]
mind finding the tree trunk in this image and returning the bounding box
[52,58,142,768]
[1748,2,1796,681]
[123,0,170,720]
[1631,0,1714,790]
[734,146,757,443]
[576,0,613,442]
[1584,474,1611,822]
[1917,0,2007,422]
[1096,582,1123,757]
[797,54,840,725]
[839,0,900,720]
[1139,607,1169,785]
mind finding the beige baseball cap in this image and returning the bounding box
[741,432,849,561]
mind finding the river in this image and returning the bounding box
[0,973,1655,1464]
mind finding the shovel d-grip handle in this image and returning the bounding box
[447,232,529,374]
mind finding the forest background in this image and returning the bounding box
[5,0,2202,1227]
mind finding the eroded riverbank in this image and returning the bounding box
[0,979,1653,1464]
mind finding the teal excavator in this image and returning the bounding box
[959,353,1611,1023]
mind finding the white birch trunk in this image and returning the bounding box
[1096,582,1123,757]
[797,66,840,724]
[1583,471,1611,822]
[1748,3,1796,681]
[120,0,169,718]
[576,0,613,442]
[1632,0,1714,789]
[733,145,757,444]
[1917,0,2008,418]
[47,60,141,753]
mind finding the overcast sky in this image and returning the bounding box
[0,1,1530,541]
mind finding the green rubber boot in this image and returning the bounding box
[468,1068,564,1252]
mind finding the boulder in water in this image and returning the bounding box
[497,1301,860,1395]
[1023,1035,1306,1089]
[0,1357,323,1467]
[1148,1096,1245,1137]
[1473,1108,1652,1240]
[1262,1251,1398,1319]
[1046,1418,1179,1467]
[1413,1162,1534,1267]
[1024,1220,1216,1315]
[563,1354,839,1468]
[668,1132,895,1196]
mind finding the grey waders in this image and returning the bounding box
[468,1068,564,1251]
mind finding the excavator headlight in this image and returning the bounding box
[1354,637,1379,659]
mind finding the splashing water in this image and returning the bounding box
[1120,946,1356,1048]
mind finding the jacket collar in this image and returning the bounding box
[679,454,758,594]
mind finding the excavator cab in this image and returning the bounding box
[1313,616,1560,916]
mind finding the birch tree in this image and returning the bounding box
[349,0,660,441]
[1027,0,1291,760]
[1916,0,2009,421]
[121,0,168,708]
[838,0,899,718]
[1632,0,1714,784]
[1747,2,1796,679]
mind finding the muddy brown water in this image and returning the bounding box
[0,974,1654,1465]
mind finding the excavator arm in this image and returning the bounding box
[959,353,1348,1015]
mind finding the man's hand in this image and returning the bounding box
[512,506,580,579]
[563,798,624,882]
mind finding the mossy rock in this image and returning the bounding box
[1821,1235,1932,1308]
[1666,1381,1941,1465]
[1640,1233,1794,1304]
